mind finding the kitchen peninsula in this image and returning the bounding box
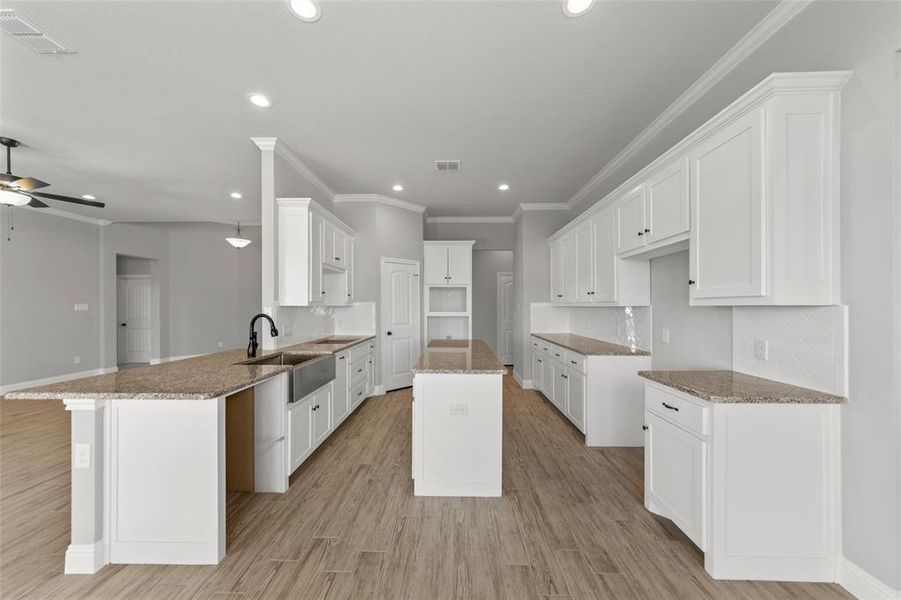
[4,336,375,574]
[411,339,506,497]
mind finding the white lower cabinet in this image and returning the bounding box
[332,350,350,427]
[552,360,568,413]
[311,385,331,446]
[642,380,841,582]
[565,369,585,431]
[288,396,314,474]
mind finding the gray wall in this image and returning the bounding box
[424,221,514,250]
[472,250,513,357]
[0,209,101,384]
[649,251,732,370]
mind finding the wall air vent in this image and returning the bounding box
[0,9,74,54]
[435,160,462,172]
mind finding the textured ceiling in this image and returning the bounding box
[0,0,776,222]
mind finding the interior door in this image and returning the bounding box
[423,245,448,285]
[496,273,514,364]
[117,276,152,364]
[616,187,647,254]
[381,259,421,391]
[591,209,617,302]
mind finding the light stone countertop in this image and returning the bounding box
[3,335,375,401]
[413,339,506,375]
[639,370,846,404]
[532,333,650,356]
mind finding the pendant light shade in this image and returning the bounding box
[0,189,30,206]
[226,222,252,249]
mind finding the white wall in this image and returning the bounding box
[472,250,513,356]
[425,221,514,250]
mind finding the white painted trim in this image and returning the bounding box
[334,193,427,214]
[273,142,336,202]
[251,137,277,151]
[63,397,107,412]
[372,385,387,397]
[521,379,533,390]
[149,354,202,365]
[496,271,514,365]
[1,367,118,395]
[512,369,523,387]
[426,216,514,224]
[511,203,570,221]
[567,0,814,209]
[839,557,901,599]
[64,540,106,574]
[22,205,112,226]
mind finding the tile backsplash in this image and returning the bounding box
[732,305,848,396]
[530,303,651,351]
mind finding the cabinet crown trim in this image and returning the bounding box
[277,197,357,237]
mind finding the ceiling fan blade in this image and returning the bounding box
[26,196,49,208]
[0,173,18,183]
[12,177,50,191]
[30,191,105,208]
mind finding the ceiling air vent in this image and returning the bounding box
[435,160,462,172]
[0,9,74,54]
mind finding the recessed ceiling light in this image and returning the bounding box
[562,0,595,17]
[392,184,404,192]
[287,0,321,22]
[248,93,272,109]
[230,192,243,199]
[81,194,97,200]
[498,184,510,191]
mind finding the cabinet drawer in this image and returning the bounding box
[349,342,372,363]
[350,380,367,408]
[350,357,368,385]
[564,350,585,373]
[548,344,565,362]
[645,384,709,436]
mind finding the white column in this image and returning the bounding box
[63,398,107,574]
[252,137,279,350]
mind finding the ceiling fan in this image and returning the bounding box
[0,137,105,209]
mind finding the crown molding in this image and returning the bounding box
[426,216,514,224]
[22,205,112,226]
[334,194,427,214]
[567,0,813,209]
[271,142,335,202]
[512,202,570,221]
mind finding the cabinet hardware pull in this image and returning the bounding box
[536,359,542,363]
[556,294,563,298]
[338,356,345,360]
[637,231,644,236]
[561,374,568,379]
[688,280,695,285]
[335,257,340,261]
[357,368,363,373]
[662,402,679,411]
[642,425,649,431]
[570,360,577,365]
[322,291,326,295]
[644,228,650,233]
[555,353,561,357]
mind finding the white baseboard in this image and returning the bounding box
[64,541,106,574]
[372,385,386,396]
[150,354,201,365]
[839,557,901,599]
[512,369,523,386]
[0,367,118,395]
[521,379,533,390]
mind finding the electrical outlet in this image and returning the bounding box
[754,339,769,361]
[73,355,81,365]
[217,341,224,348]
[73,444,91,469]
[662,328,670,344]
[449,403,467,416]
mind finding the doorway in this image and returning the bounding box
[380,257,421,392]
[116,255,155,367]
[496,272,514,365]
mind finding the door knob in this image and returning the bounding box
[387,331,393,336]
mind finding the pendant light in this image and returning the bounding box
[226,222,252,249]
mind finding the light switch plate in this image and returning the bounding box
[754,339,769,361]
[73,444,90,469]
[449,403,467,416]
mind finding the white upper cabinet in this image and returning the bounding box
[561,234,578,302]
[574,223,593,302]
[548,71,848,307]
[689,110,765,301]
[277,199,356,307]
[615,186,647,254]
[645,158,690,247]
[423,241,473,285]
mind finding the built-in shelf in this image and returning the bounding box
[424,241,474,343]
[426,311,469,318]
[427,315,470,343]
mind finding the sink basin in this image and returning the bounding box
[238,353,321,366]
[308,336,363,344]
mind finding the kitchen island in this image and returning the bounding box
[4,335,374,574]
[411,339,506,497]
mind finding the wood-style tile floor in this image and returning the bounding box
[0,374,853,599]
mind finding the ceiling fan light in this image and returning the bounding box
[0,189,30,206]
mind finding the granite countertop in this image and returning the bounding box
[532,333,650,357]
[638,370,846,404]
[413,339,506,375]
[4,335,375,401]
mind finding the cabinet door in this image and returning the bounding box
[562,234,578,302]
[288,399,313,473]
[310,215,325,303]
[531,353,544,391]
[689,110,764,300]
[344,239,355,303]
[333,351,349,426]
[616,187,647,253]
[591,209,617,302]
[446,245,472,284]
[553,361,568,413]
[645,412,706,550]
[574,223,593,302]
[645,158,689,245]
[366,351,375,395]
[542,357,554,399]
[566,369,584,431]
[333,230,347,267]
[424,245,448,285]
[322,224,338,267]
[550,241,564,302]
[312,386,332,446]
